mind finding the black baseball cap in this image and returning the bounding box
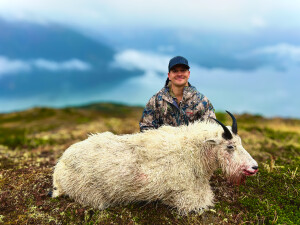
[168,56,190,72]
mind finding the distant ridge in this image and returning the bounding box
[0,101,143,118]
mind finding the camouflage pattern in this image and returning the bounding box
[139,83,216,132]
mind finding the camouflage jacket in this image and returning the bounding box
[139,83,216,132]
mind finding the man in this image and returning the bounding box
[139,56,216,132]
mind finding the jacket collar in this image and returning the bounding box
[160,82,197,105]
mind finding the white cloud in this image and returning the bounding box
[0,56,30,76]
[0,56,92,76]
[1,0,300,32]
[107,49,171,103]
[236,43,300,68]
[250,43,300,60]
[112,49,171,73]
[33,58,91,71]
[97,71,166,105]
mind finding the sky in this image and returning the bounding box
[0,0,299,118]
[2,0,300,31]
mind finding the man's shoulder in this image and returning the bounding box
[184,85,206,101]
[145,87,168,107]
[188,85,214,111]
[185,85,214,111]
[149,86,170,100]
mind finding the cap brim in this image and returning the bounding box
[169,64,190,71]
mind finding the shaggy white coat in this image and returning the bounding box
[52,120,257,214]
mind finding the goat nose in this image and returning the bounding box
[252,166,258,170]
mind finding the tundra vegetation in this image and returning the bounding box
[0,103,299,224]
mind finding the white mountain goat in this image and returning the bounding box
[52,111,258,214]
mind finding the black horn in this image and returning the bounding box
[226,111,238,135]
[210,117,233,140]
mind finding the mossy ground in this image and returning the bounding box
[0,104,299,224]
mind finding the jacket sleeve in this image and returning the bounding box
[201,98,216,120]
[139,95,160,132]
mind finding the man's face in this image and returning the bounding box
[168,65,190,87]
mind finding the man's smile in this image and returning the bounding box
[175,76,186,80]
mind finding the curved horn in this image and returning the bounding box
[210,117,233,140]
[226,111,238,135]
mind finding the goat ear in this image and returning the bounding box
[204,139,217,145]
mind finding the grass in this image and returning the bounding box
[0,103,299,224]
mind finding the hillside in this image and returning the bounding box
[0,103,299,224]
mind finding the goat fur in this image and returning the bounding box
[52,120,257,214]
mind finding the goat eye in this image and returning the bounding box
[227,145,234,151]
